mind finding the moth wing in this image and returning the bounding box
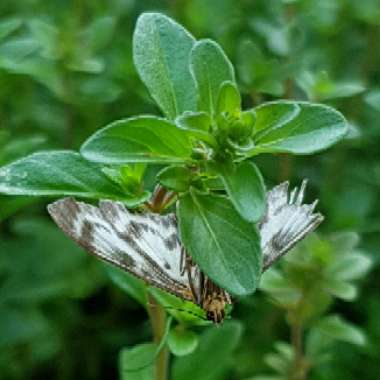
[47,198,194,301]
[260,180,324,270]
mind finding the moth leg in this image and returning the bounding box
[179,246,186,276]
[185,254,202,304]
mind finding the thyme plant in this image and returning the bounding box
[0,13,348,380]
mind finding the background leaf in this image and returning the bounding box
[0,18,22,41]
[107,266,148,307]
[119,343,155,380]
[172,321,243,380]
[306,314,366,360]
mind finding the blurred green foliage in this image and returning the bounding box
[0,0,380,379]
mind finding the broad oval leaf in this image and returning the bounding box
[310,315,366,347]
[220,161,266,223]
[172,321,242,380]
[133,13,197,120]
[324,279,357,301]
[327,253,372,281]
[178,189,262,296]
[168,328,199,357]
[250,101,347,155]
[190,39,235,116]
[81,116,193,164]
[119,343,155,380]
[0,151,138,203]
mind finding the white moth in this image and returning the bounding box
[47,180,323,323]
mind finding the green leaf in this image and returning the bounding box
[119,343,155,380]
[157,166,192,192]
[176,111,210,132]
[296,71,365,101]
[220,161,266,222]
[250,101,348,155]
[102,164,150,199]
[172,321,242,380]
[178,190,262,296]
[133,13,197,120]
[324,280,357,301]
[28,19,60,59]
[149,288,209,326]
[0,38,40,63]
[0,18,22,41]
[327,253,372,281]
[264,343,293,375]
[253,101,300,136]
[0,151,138,203]
[216,81,241,117]
[81,116,193,164]
[175,112,216,147]
[190,39,235,116]
[106,266,148,307]
[119,318,172,379]
[237,39,285,97]
[260,269,302,307]
[168,327,199,356]
[81,16,116,52]
[310,315,366,347]
[365,89,380,112]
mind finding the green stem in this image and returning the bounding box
[146,185,172,380]
[288,306,311,380]
[148,295,169,380]
[290,318,304,380]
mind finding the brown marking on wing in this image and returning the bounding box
[48,198,196,304]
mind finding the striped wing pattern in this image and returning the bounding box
[47,180,323,303]
[47,198,197,301]
[260,180,324,270]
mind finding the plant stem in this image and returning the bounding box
[290,319,304,380]
[148,295,169,380]
[146,186,172,380]
[289,309,310,380]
